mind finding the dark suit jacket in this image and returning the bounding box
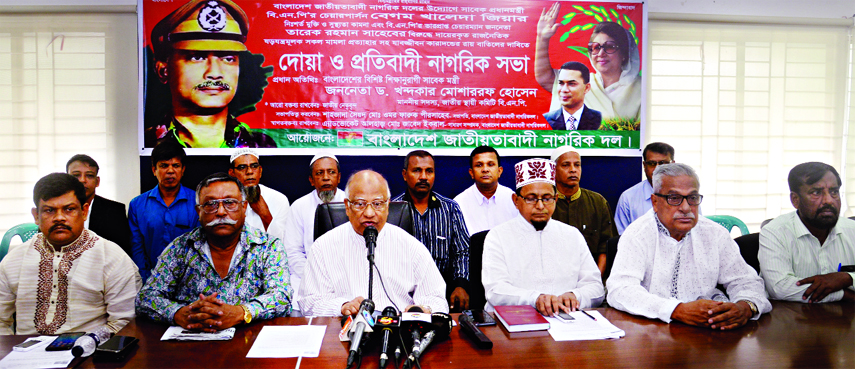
[543,105,602,130]
[89,195,132,256]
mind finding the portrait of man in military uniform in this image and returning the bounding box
[144,0,276,148]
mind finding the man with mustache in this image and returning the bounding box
[137,173,291,330]
[227,148,290,242]
[550,146,616,274]
[300,170,447,316]
[482,159,604,316]
[453,145,518,235]
[759,162,855,303]
[0,173,140,335]
[607,163,770,329]
[282,152,345,307]
[128,142,199,282]
[392,150,471,312]
[145,0,275,148]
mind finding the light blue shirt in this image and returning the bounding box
[615,180,653,234]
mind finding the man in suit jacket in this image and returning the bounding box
[543,61,602,130]
[67,154,132,256]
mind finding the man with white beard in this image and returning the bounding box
[282,153,345,305]
[228,148,290,243]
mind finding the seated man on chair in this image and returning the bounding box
[607,163,770,330]
[300,170,448,316]
[759,162,855,303]
[482,159,604,316]
[136,173,291,331]
[0,173,141,334]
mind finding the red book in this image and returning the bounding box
[494,305,550,333]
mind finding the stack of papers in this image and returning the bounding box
[546,311,625,341]
[246,325,326,358]
[0,336,74,369]
[160,326,236,341]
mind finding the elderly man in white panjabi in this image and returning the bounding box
[482,158,604,316]
[607,163,770,330]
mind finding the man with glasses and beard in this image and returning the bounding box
[482,159,604,316]
[137,173,291,331]
[759,162,855,303]
[282,153,345,307]
[607,163,770,329]
[228,148,290,243]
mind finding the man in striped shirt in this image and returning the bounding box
[393,150,471,312]
[759,162,855,303]
[300,170,448,316]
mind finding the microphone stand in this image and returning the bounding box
[364,226,377,301]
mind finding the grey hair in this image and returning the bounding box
[344,169,391,199]
[652,163,700,192]
[196,172,246,203]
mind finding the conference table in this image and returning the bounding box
[0,301,852,368]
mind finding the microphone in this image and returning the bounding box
[414,313,452,358]
[376,307,400,369]
[459,313,493,349]
[346,299,375,368]
[400,306,430,368]
[363,226,378,263]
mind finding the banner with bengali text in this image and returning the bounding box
[139,0,646,155]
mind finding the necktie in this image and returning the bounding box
[566,115,577,130]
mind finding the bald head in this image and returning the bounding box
[344,170,391,235]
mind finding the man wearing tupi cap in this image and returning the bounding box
[146,0,276,148]
[228,148,290,243]
[482,159,604,316]
[281,152,346,304]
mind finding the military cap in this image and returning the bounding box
[151,0,248,61]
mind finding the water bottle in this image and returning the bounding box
[71,327,112,357]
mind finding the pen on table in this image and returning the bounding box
[580,310,597,321]
[839,263,842,272]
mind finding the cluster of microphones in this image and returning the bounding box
[342,226,490,368]
[342,299,454,369]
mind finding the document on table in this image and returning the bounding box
[246,325,327,358]
[160,326,236,341]
[546,311,626,341]
[0,336,74,369]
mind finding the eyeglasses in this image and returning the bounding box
[654,193,703,206]
[348,199,388,211]
[522,196,556,205]
[233,163,260,171]
[588,41,619,55]
[644,160,673,167]
[199,198,244,214]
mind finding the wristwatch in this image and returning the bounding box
[742,300,759,318]
[240,304,252,324]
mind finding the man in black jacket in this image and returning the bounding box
[66,154,132,256]
[542,61,602,131]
